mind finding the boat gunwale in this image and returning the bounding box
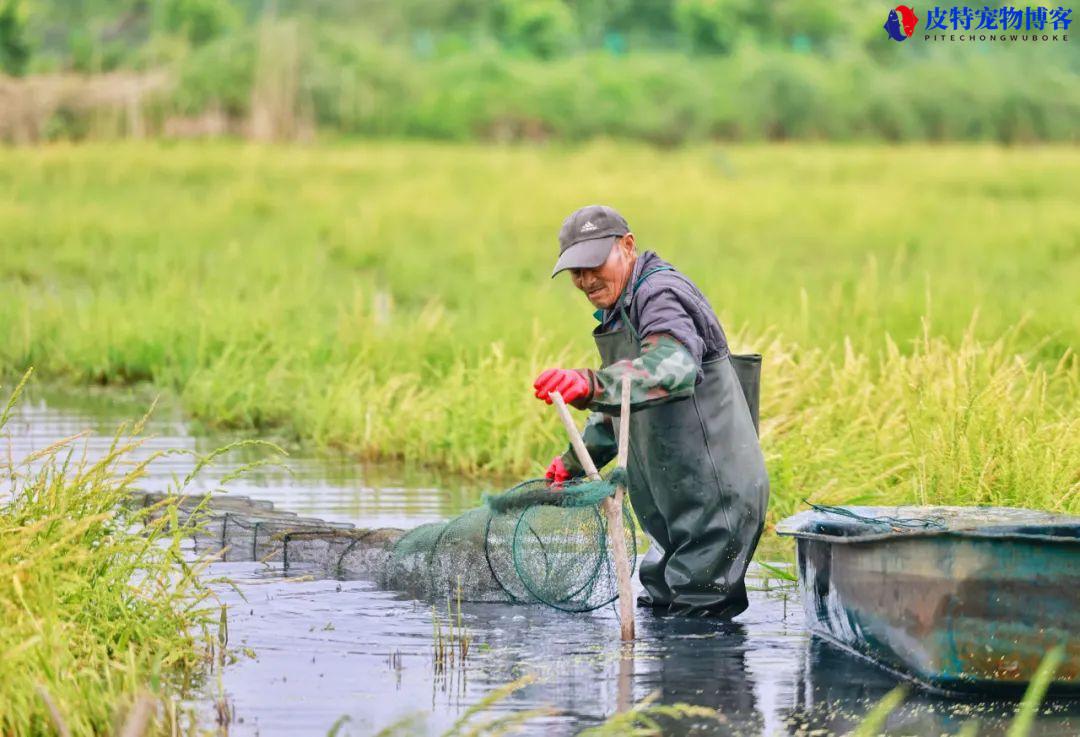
[777,505,1080,546]
[777,527,1080,546]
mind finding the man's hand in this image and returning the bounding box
[545,456,571,486]
[533,368,591,407]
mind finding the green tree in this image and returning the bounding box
[160,0,239,47]
[498,0,576,58]
[673,0,748,54]
[0,0,31,75]
[606,0,677,38]
[770,0,853,49]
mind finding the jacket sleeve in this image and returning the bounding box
[559,411,618,477]
[585,332,698,413]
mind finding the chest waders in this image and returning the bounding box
[594,303,769,617]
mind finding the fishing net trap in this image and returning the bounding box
[135,468,636,614]
[128,381,639,623]
[385,469,636,612]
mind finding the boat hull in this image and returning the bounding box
[794,532,1080,693]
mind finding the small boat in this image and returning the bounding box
[777,505,1080,694]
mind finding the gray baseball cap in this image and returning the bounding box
[551,205,630,278]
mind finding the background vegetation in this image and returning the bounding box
[1,0,1078,143]
[1,142,1077,521]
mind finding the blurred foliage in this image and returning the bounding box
[173,24,254,115]
[0,0,31,74]
[496,0,576,59]
[673,0,744,54]
[7,0,1080,141]
[158,0,240,47]
[296,35,1076,143]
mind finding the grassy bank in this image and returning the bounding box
[1,141,1077,518]
[0,374,217,735]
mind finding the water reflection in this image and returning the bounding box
[204,565,796,736]
[6,388,500,527]
[632,618,761,735]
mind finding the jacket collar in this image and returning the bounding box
[595,251,662,325]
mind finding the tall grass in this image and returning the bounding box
[0,372,217,735]
[0,142,1077,518]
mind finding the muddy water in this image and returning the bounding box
[7,389,1078,736]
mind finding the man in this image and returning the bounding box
[532,205,769,618]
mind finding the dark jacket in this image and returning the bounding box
[596,250,730,382]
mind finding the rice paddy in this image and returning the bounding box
[0,141,1077,523]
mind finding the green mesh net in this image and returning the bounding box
[131,470,637,614]
[383,470,637,612]
[513,498,636,612]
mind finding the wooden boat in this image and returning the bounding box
[776,505,1080,694]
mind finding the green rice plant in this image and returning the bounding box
[372,675,554,737]
[843,645,1064,737]
[756,561,797,584]
[954,721,981,737]
[763,321,1080,521]
[1007,645,1065,737]
[441,676,554,737]
[848,685,908,737]
[431,581,474,697]
[578,690,724,736]
[0,371,219,736]
[0,142,1077,520]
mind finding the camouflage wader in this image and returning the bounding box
[597,305,769,617]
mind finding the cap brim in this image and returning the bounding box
[550,236,617,278]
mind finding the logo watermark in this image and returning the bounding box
[884,5,1071,41]
[885,6,921,40]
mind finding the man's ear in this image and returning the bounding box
[622,232,636,254]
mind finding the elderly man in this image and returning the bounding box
[533,205,769,618]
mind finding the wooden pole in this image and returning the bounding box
[549,381,636,641]
[550,391,600,478]
[612,374,635,640]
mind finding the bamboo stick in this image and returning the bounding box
[549,383,636,641]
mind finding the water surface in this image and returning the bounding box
[6,388,1078,736]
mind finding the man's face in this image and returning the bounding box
[570,234,636,309]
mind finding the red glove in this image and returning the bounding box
[545,456,571,485]
[533,368,591,407]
